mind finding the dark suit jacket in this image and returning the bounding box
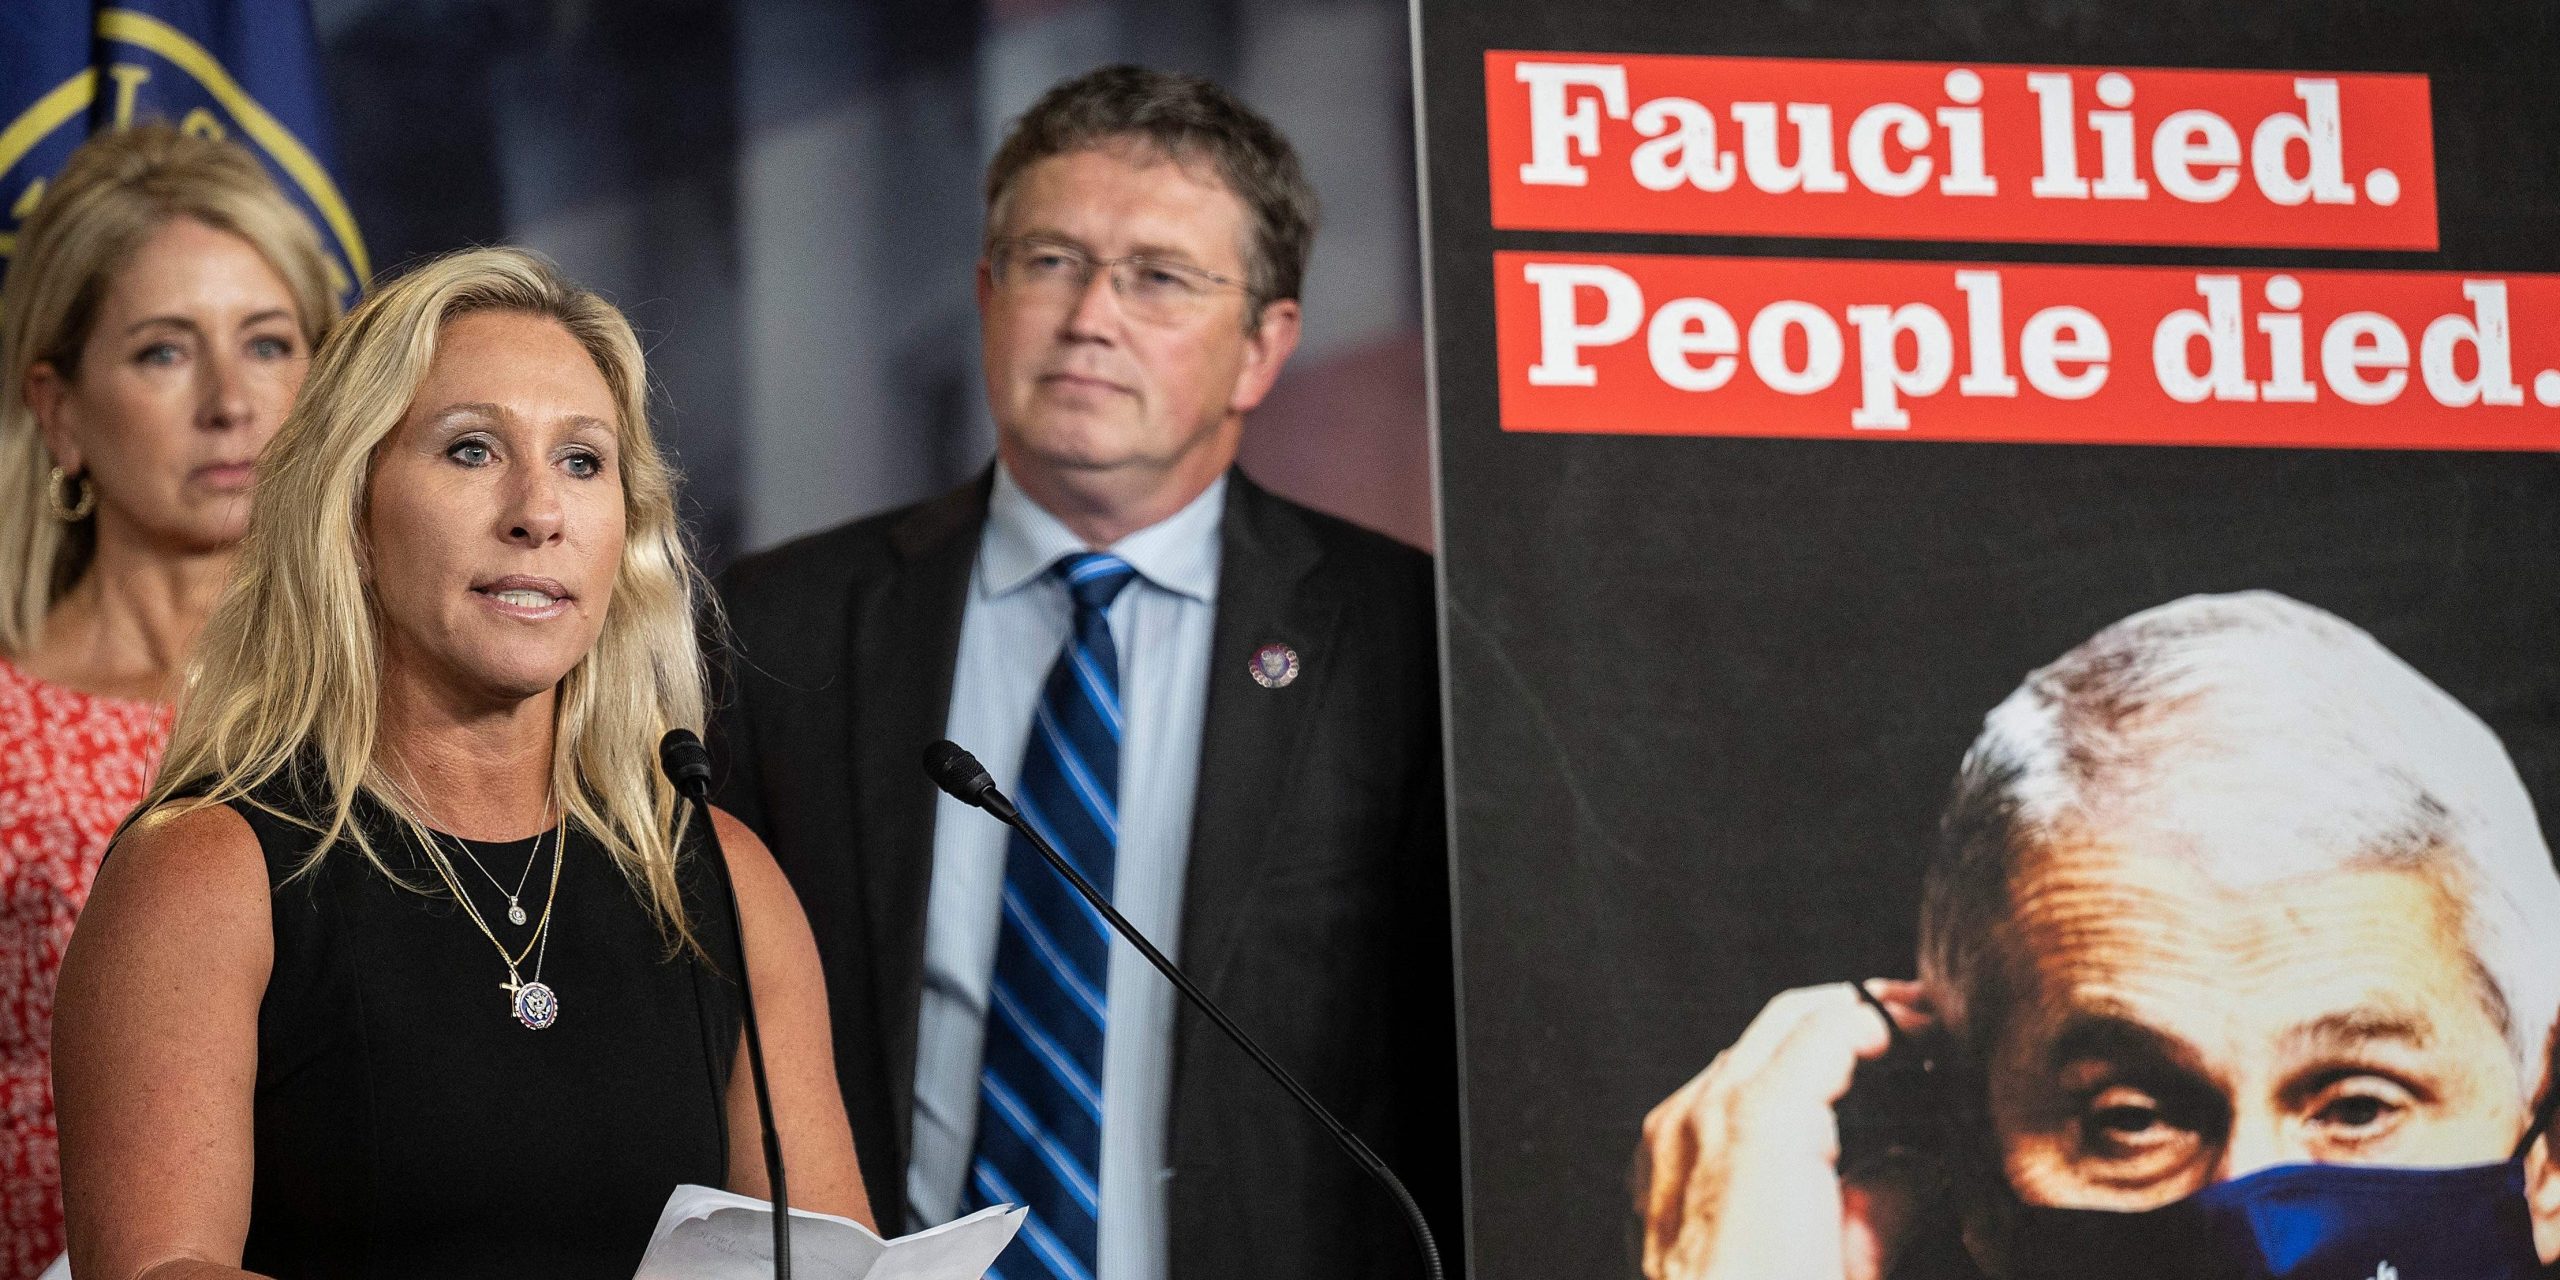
[710,468,1461,1278]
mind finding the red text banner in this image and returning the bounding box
[1495,251,2560,450]
[1484,52,2437,250]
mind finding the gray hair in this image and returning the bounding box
[983,64,1318,314]
[1920,591,2560,1092]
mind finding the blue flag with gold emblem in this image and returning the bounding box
[1,0,368,304]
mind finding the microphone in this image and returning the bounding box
[919,739,1016,822]
[922,739,1447,1280]
[662,728,792,1279]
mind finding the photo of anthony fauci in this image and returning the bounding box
[1636,591,2560,1280]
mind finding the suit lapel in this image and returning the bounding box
[1177,472,1340,995]
[847,475,987,1169]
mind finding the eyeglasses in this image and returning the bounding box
[986,237,1257,326]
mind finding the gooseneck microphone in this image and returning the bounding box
[662,729,792,1280]
[922,739,1447,1280]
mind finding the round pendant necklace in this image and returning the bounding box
[449,828,544,926]
[423,817,566,1030]
[506,916,561,1031]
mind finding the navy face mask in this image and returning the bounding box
[2000,1156,2549,1280]
[1986,1044,2560,1280]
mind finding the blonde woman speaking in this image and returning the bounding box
[51,248,870,1277]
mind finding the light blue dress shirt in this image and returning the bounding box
[907,463,1224,1280]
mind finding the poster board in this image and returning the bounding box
[1417,4,2560,1276]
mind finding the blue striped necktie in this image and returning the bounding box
[968,552,1138,1280]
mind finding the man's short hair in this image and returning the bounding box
[983,64,1319,311]
[1919,591,2560,1092]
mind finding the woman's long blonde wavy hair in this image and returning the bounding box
[135,246,709,946]
[0,124,340,656]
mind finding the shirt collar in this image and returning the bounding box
[979,461,1226,603]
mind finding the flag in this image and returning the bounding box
[0,0,368,304]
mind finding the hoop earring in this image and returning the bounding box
[45,466,95,523]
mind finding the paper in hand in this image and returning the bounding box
[633,1185,1025,1280]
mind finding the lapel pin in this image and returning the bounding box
[1249,642,1300,689]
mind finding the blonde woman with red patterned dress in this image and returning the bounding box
[0,125,337,1277]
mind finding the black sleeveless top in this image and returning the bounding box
[227,784,743,1278]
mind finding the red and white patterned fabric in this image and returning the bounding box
[0,655,168,1278]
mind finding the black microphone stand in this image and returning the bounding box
[662,730,791,1280]
[923,740,1447,1280]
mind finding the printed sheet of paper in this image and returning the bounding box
[634,1185,1024,1280]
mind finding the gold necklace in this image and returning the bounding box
[422,819,566,1029]
[448,829,544,927]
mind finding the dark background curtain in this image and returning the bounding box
[310,0,1431,571]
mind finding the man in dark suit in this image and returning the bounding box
[711,65,1458,1280]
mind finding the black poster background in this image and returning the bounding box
[1415,2,2560,1276]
